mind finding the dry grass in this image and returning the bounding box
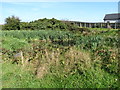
[64,47,91,74]
[4,45,92,78]
[35,63,48,78]
[33,48,61,78]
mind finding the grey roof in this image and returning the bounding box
[104,13,120,21]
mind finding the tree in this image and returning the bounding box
[20,22,31,30]
[4,16,21,30]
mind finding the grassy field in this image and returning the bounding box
[1,28,119,88]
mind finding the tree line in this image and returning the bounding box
[2,16,80,31]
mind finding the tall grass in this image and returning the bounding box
[1,29,119,88]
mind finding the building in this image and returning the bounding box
[61,13,120,29]
[104,13,120,22]
[103,13,120,29]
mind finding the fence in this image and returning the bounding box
[69,21,120,29]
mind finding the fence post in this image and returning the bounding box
[94,23,96,28]
[100,23,102,28]
[84,23,86,28]
[115,22,116,29]
[89,23,91,28]
[80,23,82,27]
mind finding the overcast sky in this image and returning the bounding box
[0,2,118,24]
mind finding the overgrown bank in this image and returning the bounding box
[1,28,119,88]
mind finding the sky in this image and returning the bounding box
[0,2,119,24]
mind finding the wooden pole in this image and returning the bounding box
[20,51,24,66]
[107,21,110,28]
[80,23,82,27]
[100,23,102,28]
[84,23,86,28]
[94,23,96,28]
[89,23,91,28]
[81,23,84,27]
[115,22,116,29]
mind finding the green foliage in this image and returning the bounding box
[2,37,28,51]
[29,18,68,30]
[2,62,118,88]
[0,24,3,30]
[1,30,74,41]
[2,16,118,31]
[2,16,81,31]
[95,48,118,74]
[20,22,31,30]
[1,28,119,88]
[3,16,21,30]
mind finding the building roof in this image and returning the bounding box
[104,13,120,21]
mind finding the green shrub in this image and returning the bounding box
[3,16,21,30]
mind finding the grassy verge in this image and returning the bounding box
[1,28,119,88]
[2,61,118,88]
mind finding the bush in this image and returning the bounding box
[3,16,21,30]
[2,16,82,31]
